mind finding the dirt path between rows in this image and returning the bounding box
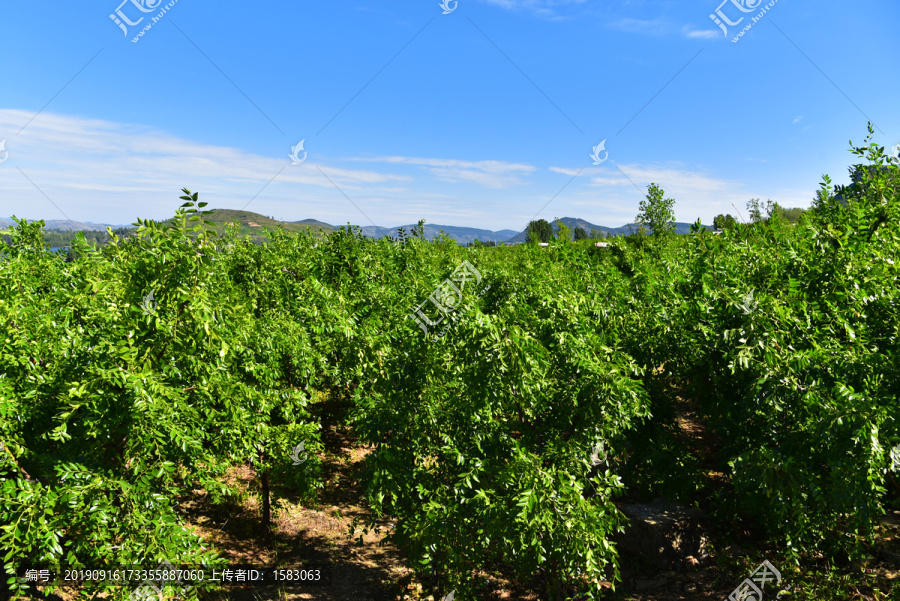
[25,388,899,601]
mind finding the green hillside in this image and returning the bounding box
[187,209,334,242]
[2,210,334,251]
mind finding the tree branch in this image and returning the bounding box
[2,440,34,481]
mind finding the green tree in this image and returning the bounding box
[554,218,572,243]
[774,206,806,224]
[0,191,325,599]
[746,198,776,223]
[713,214,737,230]
[746,198,763,222]
[713,214,724,229]
[636,183,676,239]
[527,219,553,244]
[574,227,588,241]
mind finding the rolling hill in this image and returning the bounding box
[199,210,333,240]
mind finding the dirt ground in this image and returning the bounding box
[22,391,900,601]
[170,394,900,601]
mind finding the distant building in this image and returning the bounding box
[594,242,610,248]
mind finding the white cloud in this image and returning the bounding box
[684,28,720,39]
[0,110,544,227]
[546,161,812,224]
[0,109,418,224]
[349,155,537,189]
[602,17,726,41]
[478,1,721,40]
[0,110,815,231]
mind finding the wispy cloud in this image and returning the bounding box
[548,162,812,224]
[585,164,734,194]
[0,110,540,226]
[348,156,537,189]
[0,109,413,223]
[0,109,817,230]
[606,17,722,40]
[684,27,720,39]
[479,1,722,40]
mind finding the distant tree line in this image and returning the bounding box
[714,199,808,230]
[2,227,138,249]
[525,219,616,244]
[522,191,810,246]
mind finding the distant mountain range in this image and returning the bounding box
[343,223,520,244]
[294,216,712,242]
[0,217,132,231]
[2,212,711,244]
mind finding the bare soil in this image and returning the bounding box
[153,391,900,600]
[23,388,899,601]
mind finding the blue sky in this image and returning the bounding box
[1,0,898,231]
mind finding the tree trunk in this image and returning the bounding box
[261,467,271,533]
